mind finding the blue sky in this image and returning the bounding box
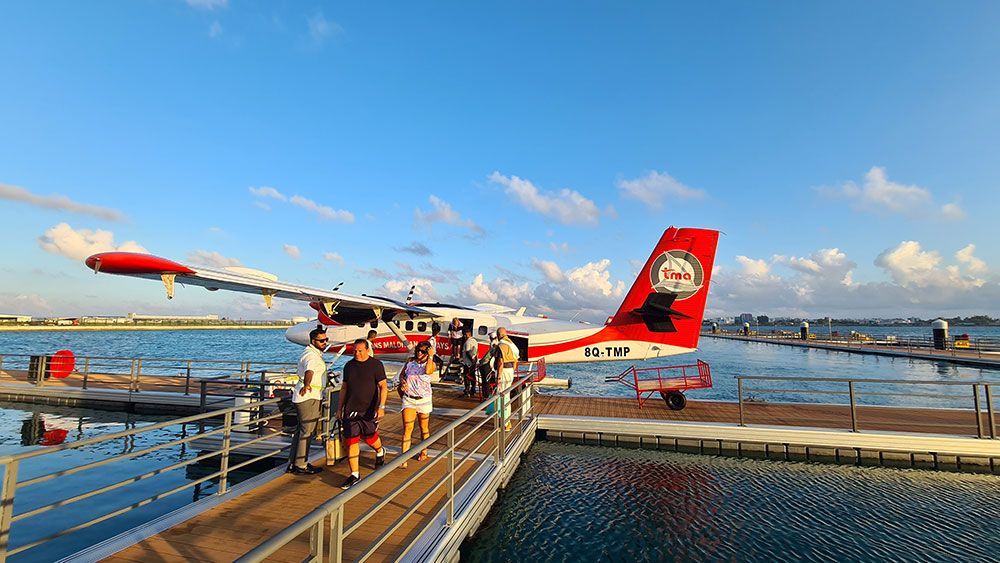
[1,1,998,320]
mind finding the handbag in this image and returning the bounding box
[325,419,344,465]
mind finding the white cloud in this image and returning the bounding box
[249,186,287,201]
[549,242,571,254]
[283,244,301,259]
[185,0,227,9]
[532,259,565,283]
[955,244,988,275]
[822,167,964,221]
[459,257,625,321]
[735,256,770,277]
[383,278,436,300]
[37,223,147,261]
[323,252,345,265]
[187,250,242,268]
[463,274,498,303]
[209,21,223,39]
[414,195,484,236]
[711,242,996,317]
[941,202,966,220]
[289,195,355,223]
[617,170,705,209]
[488,172,600,226]
[1,183,128,222]
[307,12,340,44]
[249,187,354,222]
[875,241,985,290]
[0,293,52,315]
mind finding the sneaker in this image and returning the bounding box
[289,465,322,475]
[340,474,360,489]
[375,450,385,468]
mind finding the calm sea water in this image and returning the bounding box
[462,441,1000,562]
[1,327,999,560]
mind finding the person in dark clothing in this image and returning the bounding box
[336,339,388,489]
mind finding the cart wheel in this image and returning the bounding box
[661,391,687,410]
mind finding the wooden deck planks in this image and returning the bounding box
[105,389,497,562]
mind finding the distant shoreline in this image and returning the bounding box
[0,325,291,332]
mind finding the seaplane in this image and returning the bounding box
[83,227,719,367]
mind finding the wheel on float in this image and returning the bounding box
[660,391,687,410]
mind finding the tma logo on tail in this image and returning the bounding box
[650,250,704,299]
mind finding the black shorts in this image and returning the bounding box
[343,416,378,439]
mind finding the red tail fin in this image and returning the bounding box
[608,227,719,350]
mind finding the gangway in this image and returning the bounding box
[605,360,712,410]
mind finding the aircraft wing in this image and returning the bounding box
[84,252,433,323]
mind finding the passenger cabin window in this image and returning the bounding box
[478,326,488,336]
[356,322,365,328]
[394,320,400,327]
[405,321,413,331]
[417,322,427,332]
[370,321,378,329]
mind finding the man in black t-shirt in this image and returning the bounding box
[336,338,388,489]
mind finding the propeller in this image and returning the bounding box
[332,282,343,292]
[405,285,416,304]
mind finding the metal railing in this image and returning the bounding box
[236,370,539,563]
[736,375,998,438]
[0,390,324,562]
[0,352,296,396]
[709,332,1000,358]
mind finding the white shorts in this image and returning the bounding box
[401,395,433,414]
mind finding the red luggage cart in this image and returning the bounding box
[605,360,711,410]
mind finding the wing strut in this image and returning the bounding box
[378,307,414,353]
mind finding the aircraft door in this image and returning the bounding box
[509,335,529,361]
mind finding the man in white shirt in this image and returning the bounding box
[289,326,328,475]
[494,327,520,430]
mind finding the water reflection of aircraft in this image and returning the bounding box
[85,227,719,366]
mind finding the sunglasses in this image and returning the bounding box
[314,338,328,343]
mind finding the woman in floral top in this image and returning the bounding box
[397,341,437,467]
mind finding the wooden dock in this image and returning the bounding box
[703,332,1000,368]
[80,386,1000,563]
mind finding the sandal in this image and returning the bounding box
[417,451,429,462]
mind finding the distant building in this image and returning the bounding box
[756,315,769,325]
[127,313,220,322]
[0,314,32,323]
[738,313,754,325]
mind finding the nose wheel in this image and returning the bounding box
[660,391,687,410]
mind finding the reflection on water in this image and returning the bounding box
[463,441,1000,562]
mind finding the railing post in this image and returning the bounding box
[848,381,858,432]
[135,358,143,392]
[184,361,192,396]
[447,428,455,526]
[200,380,208,412]
[309,514,325,563]
[82,357,90,390]
[737,378,745,427]
[0,354,4,372]
[973,384,984,439]
[35,356,47,388]
[0,460,19,562]
[493,397,502,465]
[987,384,996,439]
[328,504,344,562]
[218,410,233,495]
